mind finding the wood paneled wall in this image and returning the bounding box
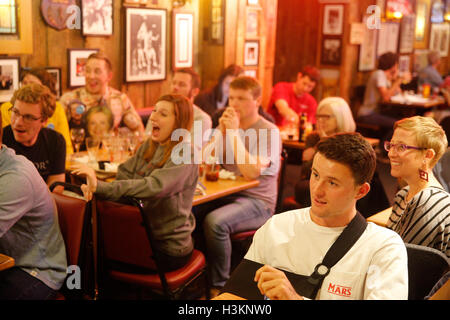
[4,0,200,110]
[4,0,277,112]
[273,0,450,112]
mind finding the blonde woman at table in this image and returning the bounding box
[386,116,450,258]
[72,94,198,271]
[293,97,355,208]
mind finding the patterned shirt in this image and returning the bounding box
[60,86,143,132]
[388,186,450,258]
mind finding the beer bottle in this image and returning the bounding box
[298,113,307,142]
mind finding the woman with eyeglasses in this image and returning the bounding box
[292,97,356,208]
[386,116,449,257]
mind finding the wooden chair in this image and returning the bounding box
[50,182,91,300]
[96,198,208,300]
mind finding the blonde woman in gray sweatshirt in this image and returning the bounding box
[72,94,198,271]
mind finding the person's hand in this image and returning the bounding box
[71,164,98,201]
[400,71,412,84]
[254,265,304,300]
[286,109,299,125]
[219,107,240,130]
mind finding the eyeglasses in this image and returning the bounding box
[384,141,426,153]
[316,114,334,120]
[9,107,42,123]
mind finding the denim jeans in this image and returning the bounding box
[0,267,57,300]
[194,195,272,287]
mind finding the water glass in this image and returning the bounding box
[85,137,100,163]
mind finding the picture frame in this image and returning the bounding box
[244,40,259,66]
[173,10,194,69]
[81,0,113,36]
[243,68,258,79]
[0,57,20,103]
[67,48,99,87]
[45,67,62,98]
[210,0,225,45]
[246,8,259,38]
[359,17,378,71]
[323,4,344,35]
[414,0,431,49]
[377,22,399,57]
[429,23,450,58]
[399,15,415,54]
[321,37,342,66]
[398,55,411,76]
[125,7,166,82]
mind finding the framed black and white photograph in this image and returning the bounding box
[321,37,342,65]
[323,4,344,35]
[45,67,62,98]
[429,23,450,58]
[81,0,113,36]
[0,57,20,103]
[173,11,194,69]
[68,48,99,87]
[244,40,259,66]
[359,16,378,72]
[125,7,166,82]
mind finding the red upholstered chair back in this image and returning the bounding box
[96,199,157,270]
[52,192,87,266]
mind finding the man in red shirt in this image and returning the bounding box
[267,66,320,127]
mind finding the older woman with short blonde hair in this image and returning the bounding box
[386,116,449,257]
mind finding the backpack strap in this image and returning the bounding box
[308,212,368,285]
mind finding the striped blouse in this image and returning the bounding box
[387,186,450,258]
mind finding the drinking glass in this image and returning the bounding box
[85,137,100,164]
[70,128,85,154]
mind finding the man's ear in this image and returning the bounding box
[191,87,200,98]
[107,71,113,82]
[355,182,370,201]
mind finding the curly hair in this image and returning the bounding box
[10,83,56,121]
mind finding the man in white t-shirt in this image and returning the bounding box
[245,133,408,300]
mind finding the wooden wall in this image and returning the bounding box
[2,0,277,112]
[273,0,450,112]
[3,0,200,110]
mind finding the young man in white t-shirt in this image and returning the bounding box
[245,133,408,300]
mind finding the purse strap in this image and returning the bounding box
[308,212,367,285]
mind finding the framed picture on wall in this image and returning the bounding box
[377,22,399,57]
[429,23,450,57]
[0,57,20,103]
[81,0,113,36]
[398,55,411,76]
[359,16,378,71]
[399,15,415,54]
[415,0,431,49]
[125,7,166,82]
[67,48,99,87]
[45,67,62,98]
[246,8,259,38]
[321,37,342,65]
[173,11,194,69]
[244,40,259,66]
[244,68,258,78]
[323,4,344,35]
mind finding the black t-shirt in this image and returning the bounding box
[2,125,66,182]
